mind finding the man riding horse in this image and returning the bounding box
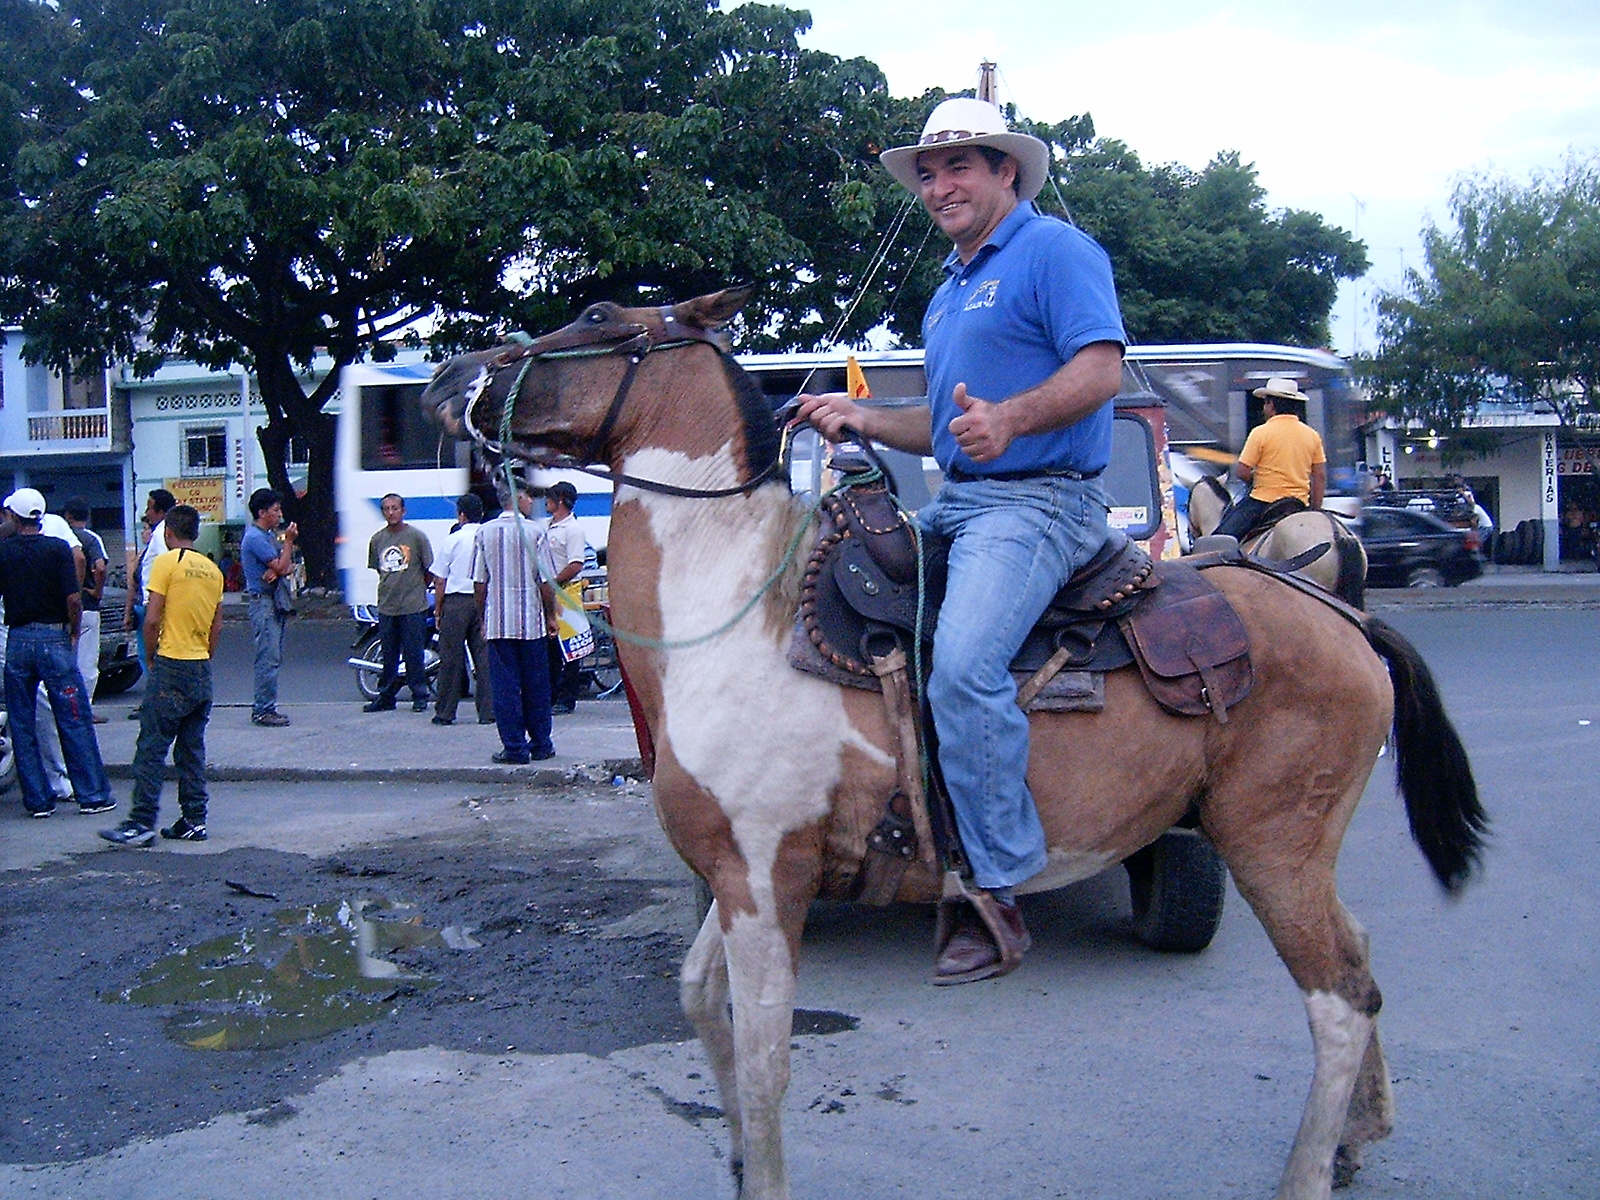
[1212,377,1327,541]
[798,97,1127,984]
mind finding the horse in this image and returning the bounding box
[420,286,1486,1200]
[1187,472,1367,608]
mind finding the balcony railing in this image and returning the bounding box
[27,410,110,444]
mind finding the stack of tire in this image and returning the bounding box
[1490,519,1544,565]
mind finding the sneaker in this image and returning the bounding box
[531,747,557,761]
[77,797,117,815]
[551,702,576,715]
[477,715,497,725]
[430,715,454,726]
[411,697,431,712]
[29,806,55,819]
[100,821,155,847]
[160,817,207,842]
[362,700,396,713]
[491,749,531,765]
[252,711,291,727]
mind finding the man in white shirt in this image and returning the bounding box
[429,493,493,725]
[472,479,558,764]
[122,489,174,675]
[542,481,590,714]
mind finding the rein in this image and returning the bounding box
[462,313,784,501]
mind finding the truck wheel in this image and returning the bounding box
[1125,829,1228,952]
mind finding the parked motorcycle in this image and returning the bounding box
[346,604,447,702]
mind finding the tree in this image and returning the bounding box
[868,100,1367,349]
[1362,158,1600,437]
[1044,139,1368,347]
[0,0,902,582]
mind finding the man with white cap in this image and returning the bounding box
[0,487,115,817]
[1212,377,1326,541]
[798,96,1127,983]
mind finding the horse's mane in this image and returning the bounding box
[717,353,783,484]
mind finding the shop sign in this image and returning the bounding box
[163,476,226,522]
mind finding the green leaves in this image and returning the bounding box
[1364,157,1600,429]
[1046,142,1366,346]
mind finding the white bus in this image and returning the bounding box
[335,360,611,608]
[336,343,1358,598]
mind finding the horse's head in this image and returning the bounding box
[1188,472,1233,540]
[421,285,758,471]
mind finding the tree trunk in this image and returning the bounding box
[253,353,346,589]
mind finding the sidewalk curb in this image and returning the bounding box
[103,757,647,786]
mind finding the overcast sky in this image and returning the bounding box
[748,0,1600,357]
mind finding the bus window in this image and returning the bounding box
[360,382,457,470]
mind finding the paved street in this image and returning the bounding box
[0,577,1596,1199]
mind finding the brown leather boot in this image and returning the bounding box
[933,889,1032,985]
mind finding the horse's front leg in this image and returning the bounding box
[722,886,810,1200]
[681,900,743,1188]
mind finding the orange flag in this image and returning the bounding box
[846,355,871,399]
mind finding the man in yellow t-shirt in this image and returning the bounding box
[100,505,225,847]
[1214,377,1327,541]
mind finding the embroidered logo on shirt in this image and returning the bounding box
[963,279,1001,310]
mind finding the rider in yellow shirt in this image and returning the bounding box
[1214,377,1327,540]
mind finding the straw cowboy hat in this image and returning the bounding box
[880,97,1051,202]
[1252,377,1311,403]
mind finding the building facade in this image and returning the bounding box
[0,328,133,568]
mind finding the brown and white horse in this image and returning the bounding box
[1187,472,1368,607]
[421,287,1485,1200]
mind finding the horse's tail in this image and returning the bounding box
[1365,616,1488,893]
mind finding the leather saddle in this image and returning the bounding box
[1235,496,1310,541]
[792,471,1253,722]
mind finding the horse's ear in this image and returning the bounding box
[680,283,756,332]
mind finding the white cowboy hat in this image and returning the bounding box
[1252,377,1310,403]
[880,97,1051,202]
[4,487,46,519]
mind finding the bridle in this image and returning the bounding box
[461,304,785,500]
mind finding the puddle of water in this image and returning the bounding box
[106,898,474,1050]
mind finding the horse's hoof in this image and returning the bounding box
[1332,1144,1363,1189]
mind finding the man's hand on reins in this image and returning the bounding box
[794,392,864,443]
[948,383,1016,464]
[796,392,935,456]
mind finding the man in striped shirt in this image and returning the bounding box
[472,479,559,764]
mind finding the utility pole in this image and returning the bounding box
[1349,194,1366,356]
[977,61,997,104]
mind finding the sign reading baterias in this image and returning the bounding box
[163,477,226,522]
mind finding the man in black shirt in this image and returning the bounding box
[0,488,114,817]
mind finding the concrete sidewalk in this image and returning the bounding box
[89,694,647,785]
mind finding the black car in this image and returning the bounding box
[1356,506,1484,588]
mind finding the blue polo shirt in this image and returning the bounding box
[924,202,1126,475]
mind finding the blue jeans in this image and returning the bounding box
[4,625,112,814]
[129,656,212,829]
[247,593,288,717]
[919,476,1110,889]
[376,610,431,703]
[1213,495,1270,541]
[487,638,553,758]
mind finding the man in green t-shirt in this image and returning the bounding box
[363,493,435,712]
